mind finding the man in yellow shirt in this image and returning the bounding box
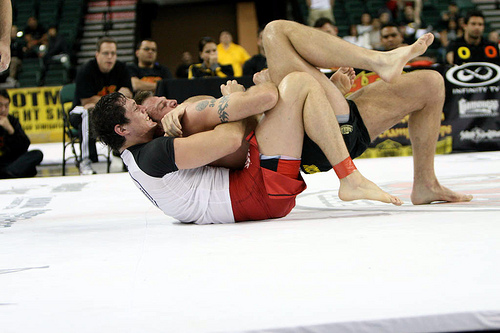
[217,30,250,77]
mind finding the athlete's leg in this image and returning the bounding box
[262,20,434,85]
[348,70,472,204]
[256,71,402,205]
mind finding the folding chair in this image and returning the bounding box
[60,83,111,175]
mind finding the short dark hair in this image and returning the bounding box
[136,38,156,50]
[90,92,128,152]
[134,90,154,105]
[380,23,401,36]
[198,36,216,52]
[464,9,484,24]
[313,17,335,28]
[0,89,10,101]
[96,36,117,52]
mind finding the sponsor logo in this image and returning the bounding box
[446,62,500,87]
[460,127,500,143]
[458,98,499,118]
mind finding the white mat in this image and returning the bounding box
[1,152,500,333]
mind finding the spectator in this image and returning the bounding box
[217,30,250,77]
[368,18,383,50]
[70,36,133,175]
[40,26,69,68]
[343,25,371,49]
[127,39,173,93]
[243,27,267,76]
[357,13,373,35]
[175,51,193,78]
[488,30,499,45]
[23,17,47,58]
[379,10,392,26]
[438,1,460,31]
[446,10,500,65]
[307,0,335,26]
[313,17,338,36]
[9,25,23,81]
[380,23,435,66]
[380,23,405,51]
[189,37,234,79]
[0,89,43,179]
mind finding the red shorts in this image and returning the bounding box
[229,132,307,222]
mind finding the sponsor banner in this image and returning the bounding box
[6,86,63,143]
[444,62,500,151]
[349,69,453,158]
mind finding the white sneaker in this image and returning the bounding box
[79,158,96,175]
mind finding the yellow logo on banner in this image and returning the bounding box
[7,86,63,143]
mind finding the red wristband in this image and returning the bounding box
[333,157,357,179]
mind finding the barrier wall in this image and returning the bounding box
[6,86,63,143]
[7,64,500,152]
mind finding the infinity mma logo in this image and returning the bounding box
[446,62,500,87]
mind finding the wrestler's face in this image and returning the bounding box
[96,42,117,73]
[122,98,157,136]
[465,16,485,40]
[380,26,403,51]
[142,96,178,123]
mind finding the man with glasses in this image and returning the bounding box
[127,39,173,93]
[70,36,133,175]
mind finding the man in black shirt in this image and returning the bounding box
[71,36,132,175]
[0,89,43,179]
[127,39,172,93]
[446,10,500,65]
[23,17,47,58]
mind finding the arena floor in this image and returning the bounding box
[1,151,500,333]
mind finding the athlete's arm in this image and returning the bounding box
[173,120,247,169]
[163,81,278,137]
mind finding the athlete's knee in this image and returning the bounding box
[282,71,317,87]
[419,70,445,97]
[262,20,293,45]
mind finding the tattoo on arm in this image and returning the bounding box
[195,100,209,111]
[217,95,230,123]
[209,98,216,107]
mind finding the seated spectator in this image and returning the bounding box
[40,26,69,68]
[23,17,47,58]
[380,23,404,51]
[313,17,338,36]
[70,36,133,175]
[175,51,193,78]
[380,23,435,66]
[307,0,335,26]
[446,10,500,65]
[0,89,43,179]
[127,39,173,93]
[189,37,234,79]
[488,30,499,46]
[438,1,460,31]
[217,30,250,77]
[379,10,393,26]
[343,25,371,49]
[367,18,382,50]
[9,25,23,82]
[243,27,267,76]
[357,13,373,35]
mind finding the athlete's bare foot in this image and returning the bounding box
[411,181,473,205]
[376,33,434,83]
[338,170,403,205]
[330,67,356,95]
